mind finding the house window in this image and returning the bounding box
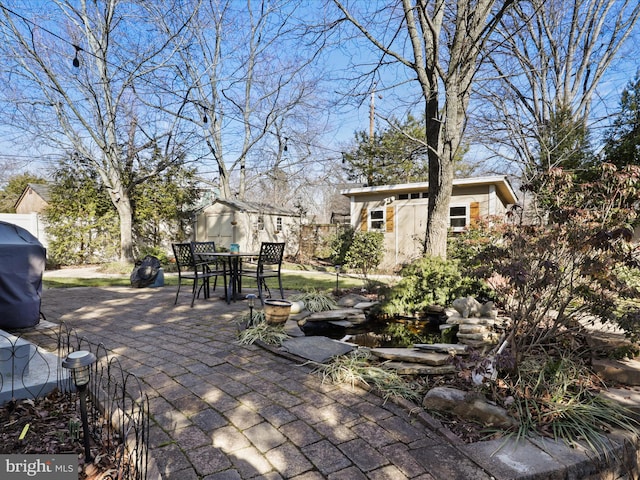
[398,194,409,200]
[369,208,385,230]
[410,192,420,199]
[276,217,282,231]
[257,215,265,230]
[449,205,468,231]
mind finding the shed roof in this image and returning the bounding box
[14,183,51,210]
[28,183,51,201]
[340,175,518,204]
[215,198,299,217]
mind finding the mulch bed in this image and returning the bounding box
[0,389,124,479]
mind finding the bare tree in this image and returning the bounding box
[331,0,513,258]
[0,1,191,262]
[156,0,325,201]
[478,0,640,178]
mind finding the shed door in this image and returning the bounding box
[205,214,233,247]
[396,204,426,263]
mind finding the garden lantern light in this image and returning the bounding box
[246,293,257,325]
[62,350,96,463]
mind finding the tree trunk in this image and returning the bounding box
[105,182,134,263]
[424,153,453,258]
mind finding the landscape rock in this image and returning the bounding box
[445,301,507,347]
[451,297,497,319]
[457,332,500,343]
[422,386,517,429]
[445,314,498,325]
[353,301,379,310]
[384,361,457,375]
[592,358,640,386]
[370,347,452,366]
[414,343,469,355]
[458,324,488,334]
[303,308,367,323]
[337,293,370,307]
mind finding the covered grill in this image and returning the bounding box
[0,221,46,328]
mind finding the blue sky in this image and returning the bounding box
[1,0,639,183]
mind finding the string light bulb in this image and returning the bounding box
[72,45,81,68]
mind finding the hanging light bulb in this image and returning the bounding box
[72,45,81,68]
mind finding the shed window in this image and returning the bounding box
[276,217,282,231]
[369,209,385,230]
[257,215,265,230]
[398,194,409,200]
[449,206,468,230]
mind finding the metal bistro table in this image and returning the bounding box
[197,251,257,304]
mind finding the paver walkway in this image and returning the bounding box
[37,286,490,480]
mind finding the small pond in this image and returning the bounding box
[299,310,459,348]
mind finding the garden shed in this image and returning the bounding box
[341,175,518,269]
[0,221,46,328]
[194,198,301,256]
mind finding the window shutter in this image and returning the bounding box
[470,201,480,224]
[360,208,368,231]
[386,206,394,232]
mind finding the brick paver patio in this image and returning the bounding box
[35,286,491,479]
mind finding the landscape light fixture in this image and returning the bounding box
[246,293,257,325]
[62,350,96,463]
[335,265,341,293]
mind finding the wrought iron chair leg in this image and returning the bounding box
[174,282,181,305]
[191,281,198,307]
[257,276,264,305]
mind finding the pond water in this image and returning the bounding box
[299,312,456,348]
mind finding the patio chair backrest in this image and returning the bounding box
[258,242,285,269]
[172,243,196,271]
[192,241,216,256]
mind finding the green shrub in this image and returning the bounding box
[382,256,490,316]
[344,231,384,284]
[448,217,499,274]
[327,225,355,265]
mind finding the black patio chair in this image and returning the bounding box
[172,242,227,307]
[191,241,228,296]
[240,242,285,304]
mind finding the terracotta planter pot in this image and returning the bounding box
[264,299,292,325]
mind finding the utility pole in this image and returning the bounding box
[367,83,376,185]
[369,83,376,143]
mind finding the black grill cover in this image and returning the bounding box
[0,221,46,328]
